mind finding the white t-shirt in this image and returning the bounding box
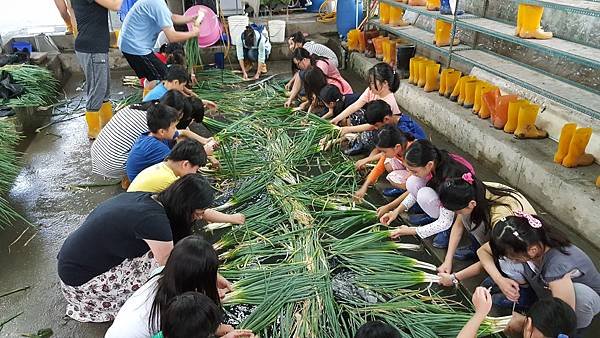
[105,275,160,338]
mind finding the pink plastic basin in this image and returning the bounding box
[184,5,222,48]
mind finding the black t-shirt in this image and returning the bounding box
[57,192,172,286]
[72,0,110,53]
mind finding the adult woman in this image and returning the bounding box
[379,139,475,248]
[236,26,271,80]
[481,215,600,330]
[285,48,352,108]
[105,235,249,338]
[57,174,213,322]
[119,0,199,82]
[435,175,536,287]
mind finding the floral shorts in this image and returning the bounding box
[60,251,159,323]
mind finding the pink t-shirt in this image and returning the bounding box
[357,88,401,116]
[315,60,353,95]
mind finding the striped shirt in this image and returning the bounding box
[90,106,148,178]
[304,41,338,68]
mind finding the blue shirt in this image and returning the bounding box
[398,114,427,140]
[119,0,173,55]
[142,83,168,102]
[126,132,177,180]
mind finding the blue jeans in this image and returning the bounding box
[243,48,270,62]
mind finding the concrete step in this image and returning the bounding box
[512,0,600,17]
[349,52,600,252]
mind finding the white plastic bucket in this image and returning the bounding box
[268,20,286,43]
[227,15,249,46]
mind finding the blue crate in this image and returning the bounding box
[11,41,33,53]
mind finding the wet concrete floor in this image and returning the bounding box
[0,61,598,337]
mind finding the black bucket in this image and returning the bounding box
[396,44,416,79]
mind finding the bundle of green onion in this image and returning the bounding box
[0,64,60,108]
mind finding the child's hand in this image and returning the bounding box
[284,99,293,108]
[380,209,399,225]
[222,330,256,338]
[353,187,367,202]
[437,260,452,274]
[437,272,455,287]
[497,277,520,302]
[389,225,411,238]
[230,213,246,225]
[472,287,493,318]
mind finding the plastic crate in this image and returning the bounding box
[11,40,33,53]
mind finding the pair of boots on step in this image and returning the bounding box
[554,123,595,168]
[86,101,113,140]
[402,0,455,14]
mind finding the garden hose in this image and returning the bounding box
[318,0,336,23]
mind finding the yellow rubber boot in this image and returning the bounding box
[85,111,101,139]
[390,7,409,26]
[426,0,440,11]
[462,79,478,108]
[435,20,459,47]
[596,176,600,187]
[99,101,113,128]
[418,60,433,88]
[562,127,595,168]
[408,57,418,84]
[380,3,391,24]
[444,70,462,98]
[478,86,497,119]
[519,5,552,40]
[408,0,427,5]
[382,40,390,64]
[410,57,424,85]
[457,75,476,104]
[515,4,524,36]
[473,81,489,114]
[439,68,451,96]
[424,63,440,92]
[514,103,548,139]
[553,123,577,164]
[504,99,528,133]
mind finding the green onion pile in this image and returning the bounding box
[0,64,60,108]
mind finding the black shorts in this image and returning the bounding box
[122,52,167,81]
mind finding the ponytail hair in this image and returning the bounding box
[133,90,187,113]
[319,85,344,117]
[375,125,414,150]
[438,177,523,234]
[292,47,329,66]
[368,62,400,92]
[243,26,255,49]
[490,215,571,260]
[404,139,472,189]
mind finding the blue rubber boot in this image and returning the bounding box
[383,188,406,197]
[440,0,463,15]
[432,229,451,249]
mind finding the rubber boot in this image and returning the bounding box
[380,2,391,24]
[462,79,478,108]
[435,20,460,47]
[562,127,595,168]
[426,0,440,11]
[492,95,518,129]
[382,39,390,64]
[390,7,409,27]
[424,63,440,92]
[439,68,452,96]
[261,63,268,74]
[456,75,476,104]
[518,4,553,40]
[99,101,113,128]
[408,0,427,5]
[444,70,461,98]
[408,57,419,84]
[389,40,397,66]
[515,4,524,36]
[85,111,101,139]
[440,0,462,15]
[478,86,497,119]
[514,103,548,139]
[554,123,577,164]
[396,44,416,78]
[374,37,385,60]
[473,81,489,114]
[504,99,528,133]
[411,57,427,85]
[418,60,433,88]
[358,31,367,52]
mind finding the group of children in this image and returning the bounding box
[54,27,599,337]
[284,40,599,336]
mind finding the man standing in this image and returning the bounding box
[118,0,199,84]
[71,0,123,139]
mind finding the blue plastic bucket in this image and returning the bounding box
[336,0,364,39]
